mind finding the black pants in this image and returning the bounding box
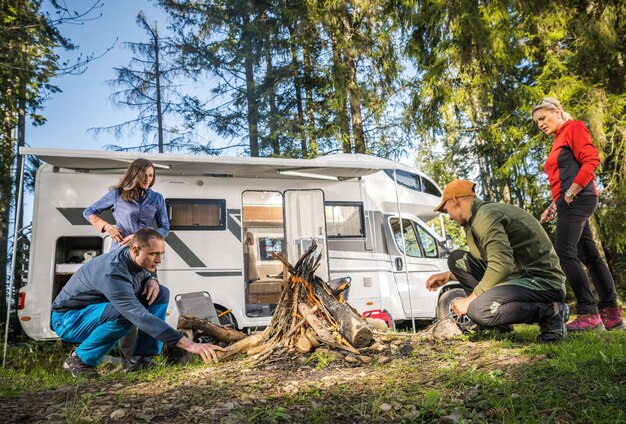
[554,195,617,314]
[448,251,564,327]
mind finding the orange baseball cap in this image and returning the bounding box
[434,179,476,213]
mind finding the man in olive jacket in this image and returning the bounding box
[426,180,570,342]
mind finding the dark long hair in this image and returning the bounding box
[111,158,155,201]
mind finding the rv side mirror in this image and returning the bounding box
[438,234,454,256]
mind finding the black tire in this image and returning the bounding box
[215,306,237,329]
[437,288,474,331]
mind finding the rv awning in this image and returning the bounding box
[20,147,417,180]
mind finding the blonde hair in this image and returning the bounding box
[531,97,573,121]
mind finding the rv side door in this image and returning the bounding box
[387,216,441,317]
[284,190,329,281]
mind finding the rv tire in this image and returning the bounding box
[437,288,473,331]
[215,306,238,329]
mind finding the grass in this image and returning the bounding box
[0,325,625,423]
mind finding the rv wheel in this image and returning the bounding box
[437,288,474,331]
[215,307,237,329]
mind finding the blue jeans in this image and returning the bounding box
[51,285,169,367]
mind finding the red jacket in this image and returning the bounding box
[544,120,599,201]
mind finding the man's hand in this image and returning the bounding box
[425,271,454,292]
[141,278,160,305]
[539,204,556,223]
[119,234,134,247]
[176,336,227,363]
[450,292,477,316]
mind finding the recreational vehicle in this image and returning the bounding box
[17,148,467,340]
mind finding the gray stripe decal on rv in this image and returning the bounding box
[227,209,241,242]
[165,232,206,268]
[57,207,115,225]
[196,271,242,277]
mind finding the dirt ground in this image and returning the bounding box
[0,333,535,424]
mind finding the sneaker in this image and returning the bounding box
[124,356,158,373]
[599,307,625,330]
[566,314,606,332]
[537,302,570,343]
[63,351,98,379]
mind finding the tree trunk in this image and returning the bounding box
[289,25,307,157]
[177,315,247,343]
[330,33,351,153]
[242,13,259,157]
[265,37,280,156]
[302,20,317,157]
[154,25,164,153]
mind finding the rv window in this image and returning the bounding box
[421,176,442,197]
[384,170,442,197]
[258,237,284,261]
[390,218,423,258]
[167,199,226,230]
[416,224,438,258]
[325,202,365,238]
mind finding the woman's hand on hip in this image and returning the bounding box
[105,223,123,243]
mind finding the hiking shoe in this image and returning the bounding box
[124,356,158,373]
[599,307,625,330]
[537,302,570,343]
[566,314,606,332]
[63,351,98,379]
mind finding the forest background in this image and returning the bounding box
[1,0,625,336]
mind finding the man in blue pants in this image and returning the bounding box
[52,228,225,378]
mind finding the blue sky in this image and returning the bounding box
[28,0,190,151]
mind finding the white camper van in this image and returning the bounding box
[17,148,466,340]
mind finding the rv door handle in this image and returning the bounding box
[395,257,403,270]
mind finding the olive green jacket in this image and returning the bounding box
[465,198,566,296]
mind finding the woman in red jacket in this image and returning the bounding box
[532,97,623,331]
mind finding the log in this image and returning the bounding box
[163,329,195,365]
[177,315,246,344]
[305,329,321,348]
[311,279,372,348]
[298,302,335,343]
[217,327,270,361]
[294,335,312,353]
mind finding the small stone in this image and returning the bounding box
[398,344,413,357]
[110,409,127,420]
[358,355,373,363]
[241,368,252,373]
[440,409,461,423]
[358,371,367,378]
[379,335,392,342]
[111,383,124,389]
[135,412,155,422]
[190,406,204,414]
[377,355,391,364]
[223,401,237,411]
[379,403,392,412]
[345,355,359,363]
[142,407,155,413]
[369,342,386,352]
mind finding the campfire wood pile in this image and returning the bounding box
[167,241,378,365]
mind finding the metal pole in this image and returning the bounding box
[3,155,25,367]
[392,169,416,334]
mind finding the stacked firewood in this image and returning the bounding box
[167,241,374,365]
